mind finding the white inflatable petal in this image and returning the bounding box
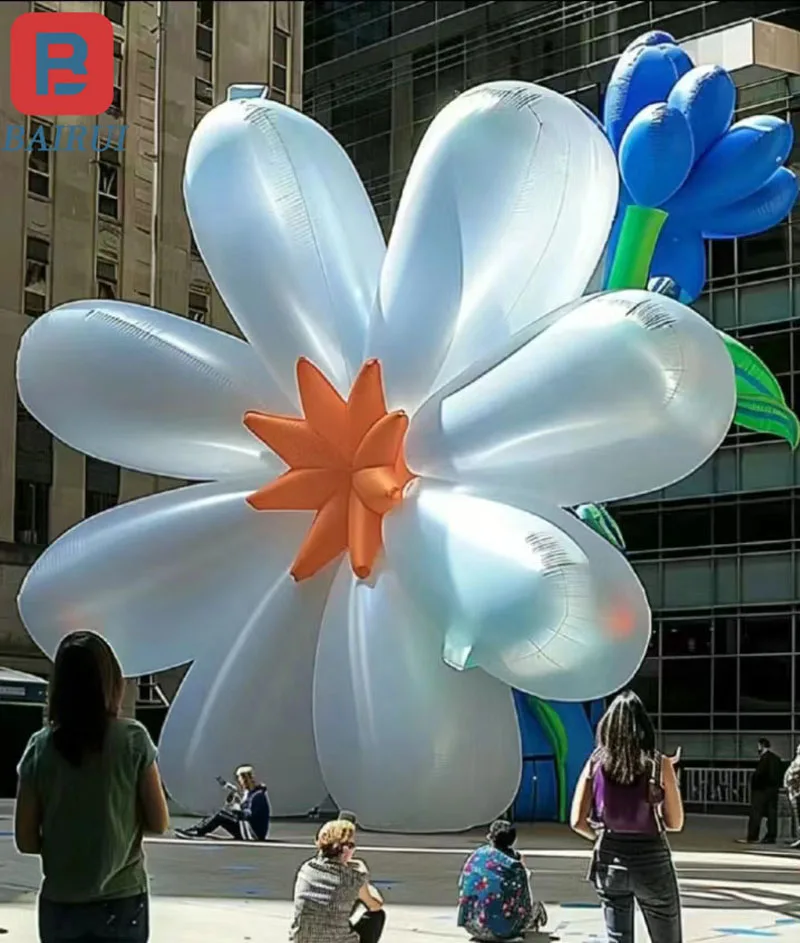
[184,99,385,401]
[407,291,736,506]
[314,562,521,832]
[158,568,333,817]
[384,480,650,701]
[369,82,619,410]
[16,301,287,481]
[18,479,311,677]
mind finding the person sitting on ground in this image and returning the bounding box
[290,819,386,943]
[15,630,169,943]
[457,819,548,941]
[177,765,270,841]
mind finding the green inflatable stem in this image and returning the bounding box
[606,205,668,291]
[529,696,569,823]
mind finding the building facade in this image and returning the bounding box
[0,1,304,699]
[304,0,800,765]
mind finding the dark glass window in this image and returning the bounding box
[739,656,792,712]
[740,614,793,654]
[713,503,738,545]
[661,658,711,713]
[713,617,738,656]
[628,658,659,714]
[713,656,737,712]
[740,713,792,731]
[739,225,789,273]
[660,505,711,550]
[660,619,712,657]
[739,498,792,544]
[85,457,120,518]
[744,330,791,375]
[615,509,659,552]
[661,713,711,730]
[710,240,735,283]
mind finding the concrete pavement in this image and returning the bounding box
[1,806,799,941]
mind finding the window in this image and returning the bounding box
[740,614,792,654]
[614,508,659,552]
[15,400,52,546]
[661,658,711,713]
[85,457,120,518]
[739,656,792,713]
[14,480,49,545]
[103,0,125,26]
[27,118,52,198]
[660,618,712,656]
[96,258,118,299]
[24,235,49,318]
[739,498,792,544]
[660,505,712,550]
[713,656,737,712]
[109,39,124,115]
[188,288,209,323]
[196,1,214,103]
[97,151,120,218]
[628,658,659,714]
[194,76,213,106]
[272,28,289,104]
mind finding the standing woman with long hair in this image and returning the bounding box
[14,631,170,943]
[570,690,684,943]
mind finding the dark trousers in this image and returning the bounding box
[39,894,148,943]
[196,808,243,839]
[747,788,779,842]
[353,910,385,943]
[591,834,682,943]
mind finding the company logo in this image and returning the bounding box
[10,12,114,116]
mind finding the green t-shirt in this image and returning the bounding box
[17,717,158,903]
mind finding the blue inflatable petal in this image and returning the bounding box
[603,44,691,152]
[668,65,736,159]
[650,223,706,302]
[629,30,677,48]
[661,43,694,81]
[701,167,799,239]
[619,103,694,207]
[666,115,794,217]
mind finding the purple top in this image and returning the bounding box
[591,762,660,835]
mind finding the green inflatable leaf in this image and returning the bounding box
[575,504,626,551]
[529,696,569,823]
[734,393,800,449]
[719,331,786,403]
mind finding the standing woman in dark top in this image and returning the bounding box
[14,630,170,943]
[570,690,684,943]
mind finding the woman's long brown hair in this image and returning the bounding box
[47,631,124,767]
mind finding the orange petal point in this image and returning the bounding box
[353,411,409,469]
[296,358,349,452]
[347,359,387,447]
[243,411,343,469]
[348,493,383,580]
[352,466,404,516]
[246,468,345,511]
[289,488,350,581]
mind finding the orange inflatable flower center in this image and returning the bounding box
[244,358,415,582]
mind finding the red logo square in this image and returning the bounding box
[10,12,114,116]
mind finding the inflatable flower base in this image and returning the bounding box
[16,82,736,832]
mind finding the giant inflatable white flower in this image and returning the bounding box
[16,83,735,832]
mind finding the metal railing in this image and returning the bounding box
[683,767,752,807]
[683,766,796,839]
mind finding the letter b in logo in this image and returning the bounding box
[11,13,114,116]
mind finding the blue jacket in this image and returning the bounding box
[240,785,270,840]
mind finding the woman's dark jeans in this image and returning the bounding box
[353,909,386,943]
[591,834,682,943]
[39,893,149,943]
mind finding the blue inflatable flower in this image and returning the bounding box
[603,31,798,304]
[600,31,800,449]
